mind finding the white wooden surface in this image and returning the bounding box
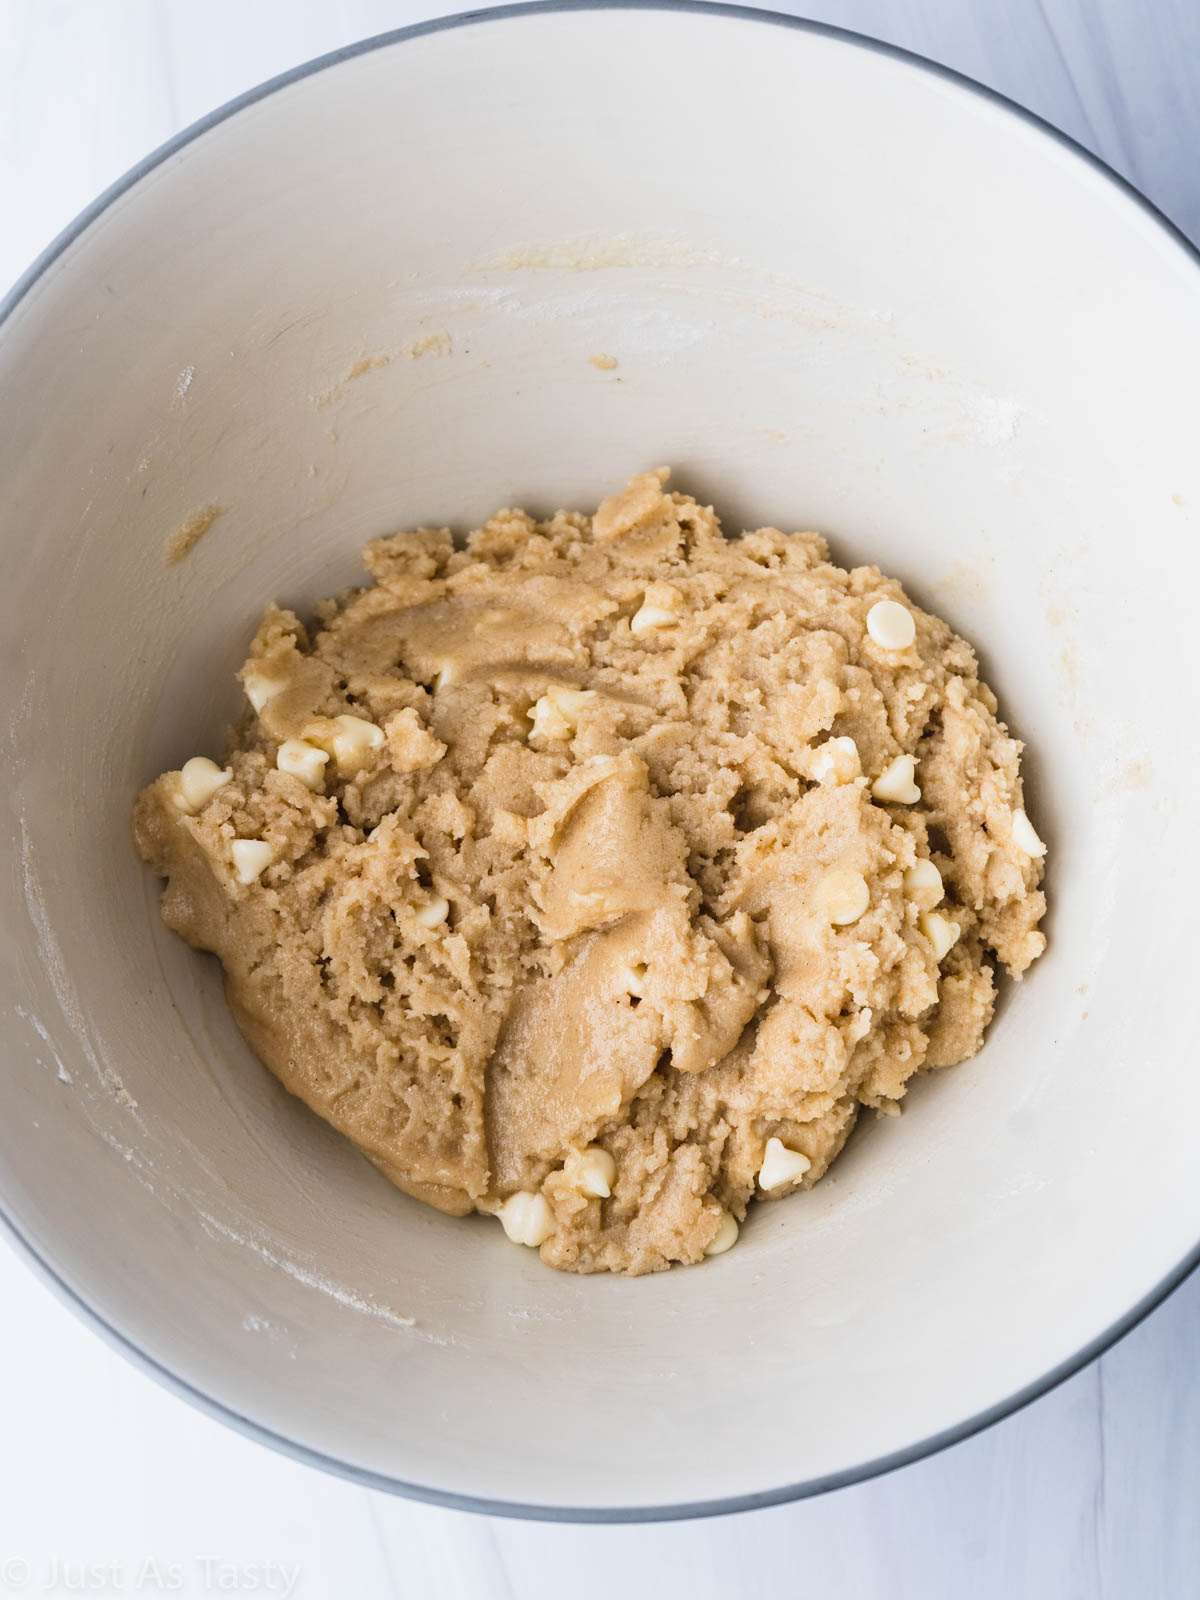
[1,3,1197,1596]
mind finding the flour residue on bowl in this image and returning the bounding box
[931,557,994,604]
[404,331,452,359]
[480,230,848,338]
[315,333,453,409]
[15,1004,73,1084]
[20,802,435,1344]
[961,393,1027,446]
[1105,757,1153,795]
[345,353,392,380]
[18,817,136,1109]
[195,1210,422,1333]
[884,353,1032,451]
[163,504,226,566]
[494,231,723,274]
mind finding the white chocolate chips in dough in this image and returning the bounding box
[242,663,286,714]
[497,1191,556,1247]
[173,757,232,814]
[704,1211,740,1256]
[919,910,961,962]
[872,754,921,804]
[1012,808,1047,858]
[564,1145,617,1199]
[808,736,862,786]
[414,895,450,928]
[814,869,871,926]
[133,469,1047,1277]
[758,1137,812,1191]
[276,738,329,791]
[231,839,274,885]
[630,582,682,634]
[867,599,917,651]
[308,714,386,776]
[529,686,596,742]
[903,859,945,910]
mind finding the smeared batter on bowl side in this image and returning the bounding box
[133,470,1046,1274]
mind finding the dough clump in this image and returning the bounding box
[133,470,1046,1274]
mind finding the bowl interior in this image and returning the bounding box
[2,6,1199,1514]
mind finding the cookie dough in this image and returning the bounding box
[133,470,1047,1275]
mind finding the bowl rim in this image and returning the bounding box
[3,0,1199,1525]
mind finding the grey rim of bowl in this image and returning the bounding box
[2,0,1199,1525]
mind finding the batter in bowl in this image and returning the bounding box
[133,470,1047,1274]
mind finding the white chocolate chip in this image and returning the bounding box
[496,1191,555,1248]
[414,894,449,928]
[528,685,596,741]
[704,1209,739,1256]
[276,738,329,792]
[305,714,385,775]
[919,909,961,961]
[622,960,648,997]
[903,859,944,910]
[1012,808,1047,858]
[814,868,871,926]
[630,583,683,635]
[231,839,275,885]
[808,736,862,786]
[554,687,595,718]
[866,599,916,651]
[871,754,921,804]
[758,1136,812,1191]
[331,714,385,772]
[564,1145,617,1199]
[434,662,458,689]
[173,756,231,814]
[242,664,286,713]
[529,697,568,741]
[631,604,679,634]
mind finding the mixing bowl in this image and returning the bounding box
[2,2,1199,1520]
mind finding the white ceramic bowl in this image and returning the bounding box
[2,3,1199,1521]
